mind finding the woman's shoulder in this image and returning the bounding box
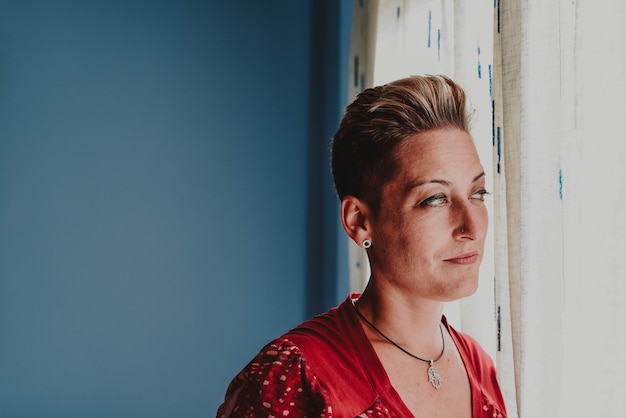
[217,296,381,416]
[216,337,329,417]
[278,295,357,350]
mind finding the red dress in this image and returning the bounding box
[217,294,507,417]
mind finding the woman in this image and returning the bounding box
[217,75,507,417]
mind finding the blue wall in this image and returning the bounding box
[0,1,351,416]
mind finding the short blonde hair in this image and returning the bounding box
[331,75,472,213]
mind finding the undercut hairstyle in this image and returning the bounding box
[331,75,473,215]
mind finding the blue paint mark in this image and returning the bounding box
[491,100,495,147]
[489,63,494,154]
[496,127,501,173]
[497,305,502,352]
[397,7,401,19]
[437,29,441,61]
[497,0,501,33]
[477,46,482,79]
[428,10,433,48]
[488,64,493,99]
[353,55,359,87]
[559,169,563,199]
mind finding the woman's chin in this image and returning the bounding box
[440,278,480,302]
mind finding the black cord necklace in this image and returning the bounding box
[352,299,445,389]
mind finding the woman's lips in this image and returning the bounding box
[445,252,479,265]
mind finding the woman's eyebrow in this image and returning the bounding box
[405,171,486,193]
[473,172,486,182]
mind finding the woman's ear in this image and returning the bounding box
[340,196,372,249]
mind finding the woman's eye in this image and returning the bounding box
[421,194,449,207]
[471,189,490,201]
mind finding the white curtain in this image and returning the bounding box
[347,1,626,416]
[494,0,626,417]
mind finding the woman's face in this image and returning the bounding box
[367,128,488,302]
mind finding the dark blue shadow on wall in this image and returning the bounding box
[305,0,352,318]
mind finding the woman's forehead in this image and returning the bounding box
[391,129,481,176]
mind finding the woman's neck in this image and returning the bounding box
[354,281,445,356]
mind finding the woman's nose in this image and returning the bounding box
[452,200,485,239]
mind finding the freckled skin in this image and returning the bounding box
[366,128,488,302]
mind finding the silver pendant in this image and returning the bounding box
[427,360,442,389]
